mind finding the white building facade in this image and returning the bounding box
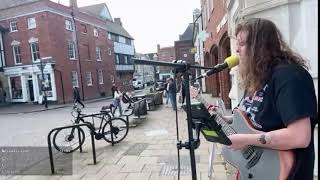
[226,0,318,176]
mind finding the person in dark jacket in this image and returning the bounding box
[73,87,85,108]
[167,78,177,111]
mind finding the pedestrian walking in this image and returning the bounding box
[112,86,123,116]
[73,87,85,108]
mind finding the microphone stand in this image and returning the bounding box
[134,58,211,180]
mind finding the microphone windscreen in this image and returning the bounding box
[224,55,239,68]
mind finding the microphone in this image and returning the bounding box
[196,55,239,79]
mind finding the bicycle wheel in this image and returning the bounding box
[53,127,85,153]
[102,117,129,143]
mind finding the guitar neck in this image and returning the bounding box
[195,94,236,136]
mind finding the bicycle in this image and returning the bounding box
[52,104,129,153]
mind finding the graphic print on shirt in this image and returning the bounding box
[241,84,269,130]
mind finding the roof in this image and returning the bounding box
[179,23,194,41]
[79,3,133,39]
[0,0,40,10]
[105,20,133,39]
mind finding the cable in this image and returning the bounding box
[172,72,181,180]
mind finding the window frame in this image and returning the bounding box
[68,41,76,60]
[96,47,101,61]
[65,19,74,31]
[93,28,98,37]
[108,48,112,56]
[10,21,18,32]
[27,17,36,29]
[98,69,104,85]
[86,72,93,86]
[115,54,120,64]
[12,45,22,64]
[71,71,79,88]
[30,42,40,62]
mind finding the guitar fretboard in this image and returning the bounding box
[195,94,236,136]
[195,93,256,155]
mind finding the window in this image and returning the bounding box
[27,17,36,29]
[68,42,76,59]
[111,34,119,42]
[98,69,104,84]
[93,28,98,37]
[124,56,128,64]
[110,75,114,83]
[86,72,92,86]
[96,47,101,61]
[10,76,23,99]
[119,36,125,44]
[125,38,131,45]
[80,24,87,33]
[108,48,112,55]
[12,45,22,64]
[115,54,120,64]
[10,21,18,32]
[108,33,112,40]
[71,71,79,87]
[37,74,53,97]
[65,20,73,31]
[30,42,40,62]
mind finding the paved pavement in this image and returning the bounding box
[0,93,238,180]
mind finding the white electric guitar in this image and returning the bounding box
[190,87,295,180]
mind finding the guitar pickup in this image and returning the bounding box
[246,149,263,169]
[242,148,254,160]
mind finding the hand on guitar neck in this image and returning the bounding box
[190,86,233,124]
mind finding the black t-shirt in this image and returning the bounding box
[239,64,318,180]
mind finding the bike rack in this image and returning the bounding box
[47,123,97,174]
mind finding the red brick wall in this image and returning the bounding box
[0,3,117,103]
[201,0,231,108]
[157,46,176,74]
[174,40,196,78]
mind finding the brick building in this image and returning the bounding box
[174,23,196,80]
[0,0,133,104]
[201,0,231,108]
[156,44,176,80]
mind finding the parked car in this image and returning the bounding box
[155,80,165,91]
[133,79,144,90]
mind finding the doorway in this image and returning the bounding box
[28,80,34,101]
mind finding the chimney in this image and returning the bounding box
[157,44,160,52]
[69,0,77,8]
[114,18,122,26]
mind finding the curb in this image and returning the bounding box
[0,96,113,115]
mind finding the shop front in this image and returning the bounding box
[4,64,57,103]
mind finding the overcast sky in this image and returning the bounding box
[52,0,200,54]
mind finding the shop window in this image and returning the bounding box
[10,76,22,99]
[37,74,53,97]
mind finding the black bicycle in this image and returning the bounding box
[52,105,129,153]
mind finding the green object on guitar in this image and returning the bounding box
[202,129,218,137]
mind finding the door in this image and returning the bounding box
[28,80,34,101]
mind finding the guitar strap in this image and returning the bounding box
[232,89,247,113]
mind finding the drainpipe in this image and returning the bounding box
[71,11,85,101]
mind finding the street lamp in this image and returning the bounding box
[153,54,158,90]
[37,59,48,108]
